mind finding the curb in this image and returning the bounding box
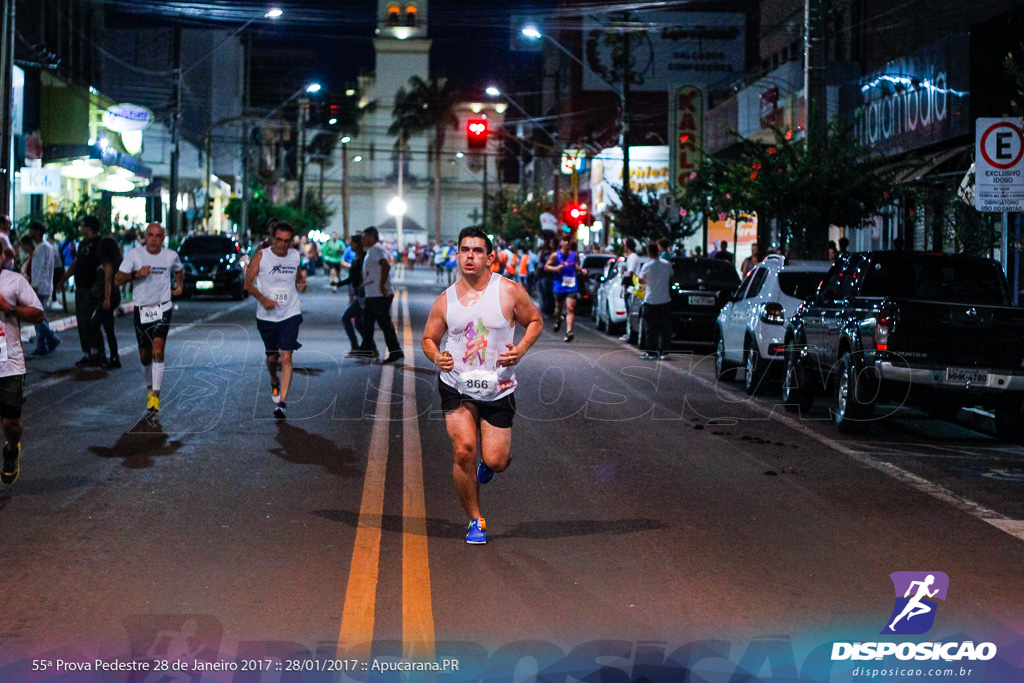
[21,303,135,343]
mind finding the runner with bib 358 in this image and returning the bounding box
[422,227,543,544]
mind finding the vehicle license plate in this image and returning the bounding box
[944,367,989,385]
[197,280,214,290]
[689,294,717,306]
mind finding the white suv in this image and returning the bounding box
[715,255,831,395]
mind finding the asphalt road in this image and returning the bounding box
[1,268,1022,682]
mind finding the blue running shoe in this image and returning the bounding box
[466,518,486,544]
[477,460,494,484]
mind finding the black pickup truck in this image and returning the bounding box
[781,251,1024,441]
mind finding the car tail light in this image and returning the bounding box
[760,302,785,324]
[768,343,785,356]
[874,304,897,351]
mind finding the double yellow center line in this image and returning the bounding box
[338,290,435,660]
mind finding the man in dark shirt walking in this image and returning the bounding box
[58,215,103,366]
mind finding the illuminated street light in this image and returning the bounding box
[521,26,541,40]
[387,196,407,217]
[485,86,501,97]
[306,83,321,94]
[329,118,338,125]
[341,136,351,144]
[265,8,283,18]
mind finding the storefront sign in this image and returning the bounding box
[20,168,61,195]
[675,86,702,188]
[102,103,154,132]
[846,34,970,157]
[591,146,669,210]
[975,118,1024,212]
[582,12,744,92]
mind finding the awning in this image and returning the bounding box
[896,144,972,184]
[44,143,153,181]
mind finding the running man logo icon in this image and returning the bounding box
[881,571,950,635]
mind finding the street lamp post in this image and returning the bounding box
[168,8,282,235]
[521,26,630,194]
[340,135,351,239]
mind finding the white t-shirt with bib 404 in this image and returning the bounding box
[119,248,183,318]
[0,271,43,378]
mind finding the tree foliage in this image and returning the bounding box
[677,123,903,257]
[609,188,696,243]
[16,195,112,241]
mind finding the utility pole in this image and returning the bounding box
[241,32,251,237]
[341,139,350,239]
[804,0,828,153]
[0,0,15,215]
[297,96,309,211]
[482,149,488,230]
[168,23,182,235]
[621,29,631,197]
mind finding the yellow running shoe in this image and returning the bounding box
[1,442,21,485]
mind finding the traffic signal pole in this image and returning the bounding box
[0,0,13,216]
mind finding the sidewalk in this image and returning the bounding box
[20,289,134,344]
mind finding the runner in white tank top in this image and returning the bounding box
[422,228,543,544]
[245,222,308,420]
[439,272,517,401]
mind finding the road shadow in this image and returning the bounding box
[312,509,664,540]
[292,366,325,377]
[88,418,184,469]
[0,475,92,497]
[269,422,361,477]
[42,367,108,382]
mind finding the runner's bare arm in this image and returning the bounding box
[295,264,308,293]
[244,250,275,309]
[421,293,454,371]
[498,279,542,366]
[544,252,560,272]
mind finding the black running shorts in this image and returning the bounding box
[134,308,173,350]
[0,374,25,419]
[438,378,516,429]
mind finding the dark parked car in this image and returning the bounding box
[625,257,741,346]
[179,234,248,299]
[783,251,1024,440]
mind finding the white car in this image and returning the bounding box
[593,257,626,333]
[714,255,831,395]
[594,255,650,334]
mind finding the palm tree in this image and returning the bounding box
[306,131,340,202]
[388,75,461,243]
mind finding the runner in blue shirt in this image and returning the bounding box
[543,237,586,343]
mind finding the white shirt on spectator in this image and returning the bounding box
[640,258,674,305]
[362,243,394,298]
[30,239,57,298]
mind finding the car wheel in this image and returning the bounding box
[743,343,766,396]
[781,340,814,413]
[714,331,736,381]
[832,352,874,434]
[994,400,1024,444]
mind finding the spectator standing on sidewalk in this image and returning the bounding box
[58,216,103,367]
[92,233,124,369]
[639,243,674,360]
[21,224,60,355]
[0,215,17,270]
[357,227,403,364]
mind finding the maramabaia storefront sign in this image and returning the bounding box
[845,34,970,157]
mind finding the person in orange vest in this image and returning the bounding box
[517,247,530,288]
[505,248,518,279]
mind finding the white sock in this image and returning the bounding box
[144,363,153,388]
[152,362,165,394]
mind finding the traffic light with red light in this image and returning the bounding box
[467,119,487,149]
[561,202,589,232]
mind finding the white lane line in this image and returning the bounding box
[25,301,251,398]
[601,326,1024,542]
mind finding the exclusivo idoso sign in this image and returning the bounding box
[102,103,154,132]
